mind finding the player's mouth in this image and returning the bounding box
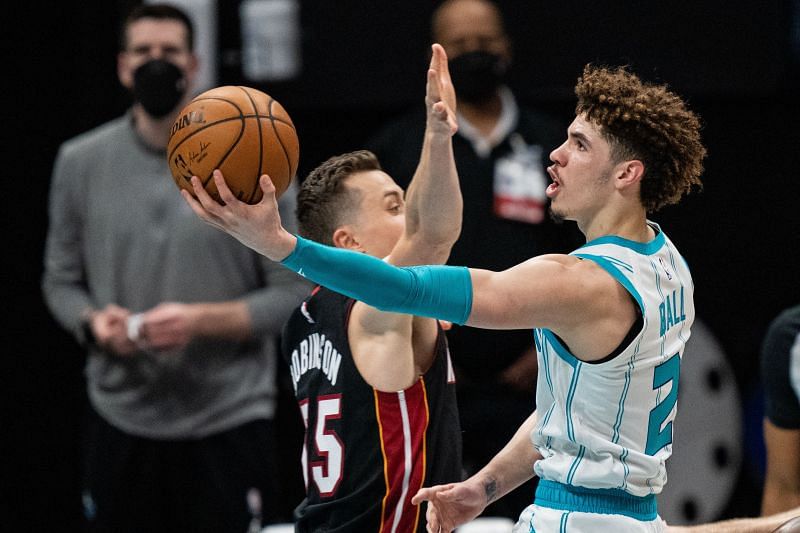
[546,165,561,197]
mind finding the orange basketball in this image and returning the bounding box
[167,85,299,204]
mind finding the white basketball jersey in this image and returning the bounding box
[532,222,694,497]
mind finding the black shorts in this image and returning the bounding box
[83,408,281,533]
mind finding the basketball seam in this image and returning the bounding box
[189,96,295,128]
[167,96,248,187]
[169,116,294,185]
[267,98,297,191]
[167,95,294,170]
[168,115,293,189]
[238,86,265,204]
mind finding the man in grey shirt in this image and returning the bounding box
[41,5,309,532]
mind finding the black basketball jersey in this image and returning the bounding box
[281,286,462,532]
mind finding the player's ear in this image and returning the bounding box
[614,159,645,189]
[332,227,361,251]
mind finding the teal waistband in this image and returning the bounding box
[535,480,658,521]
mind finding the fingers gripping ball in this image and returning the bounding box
[167,86,299,203]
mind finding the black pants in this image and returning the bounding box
[83,408,280,533]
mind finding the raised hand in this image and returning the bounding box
[181,170,297,262]
[426,43,458,137]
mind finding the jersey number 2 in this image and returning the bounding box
[646,353,680,455]
[299,395,344,497]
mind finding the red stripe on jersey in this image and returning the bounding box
[375,379,430,533]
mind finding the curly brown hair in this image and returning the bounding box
[296,150,382,245]
[575,65,706,212]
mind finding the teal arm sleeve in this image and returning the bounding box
[281,235,473,325]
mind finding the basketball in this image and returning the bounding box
[167,85,299,204]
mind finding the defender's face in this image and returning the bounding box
[546,115,617,222]
[341,170,406,259]
[117,18,197,90]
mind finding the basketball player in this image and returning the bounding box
[183,64,705,532]
[277,44,462,531]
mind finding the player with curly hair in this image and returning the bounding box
[182,63,707,532]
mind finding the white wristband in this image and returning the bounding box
[126,313,144,342]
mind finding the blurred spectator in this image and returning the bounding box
[41,4,309,532]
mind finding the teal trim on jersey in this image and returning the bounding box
[541,329,579,368]
[535,480,658,521]
[609,256,634,273]
[620,447,631,491]
[526,507,537,533]
[612,364,632,444]
[580,223,665,256]
[660,232,694,278]
[666,247,691,346]
[565,362,583,442]
[572,254,645,314]
[540,403,557,439]
[613,332,645,445]
[559,511,569,533]
[540,333,555,394]
[648,259,668,357]
[571,254,633,274]
[536,329,557,447]
[566,445,586,484]
[667,245,692,278]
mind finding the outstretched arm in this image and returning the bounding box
[183,175,596,333]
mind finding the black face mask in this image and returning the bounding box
[132,59,187,118]
[448,50,507,104]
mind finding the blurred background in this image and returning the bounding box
[5,0,799,530]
